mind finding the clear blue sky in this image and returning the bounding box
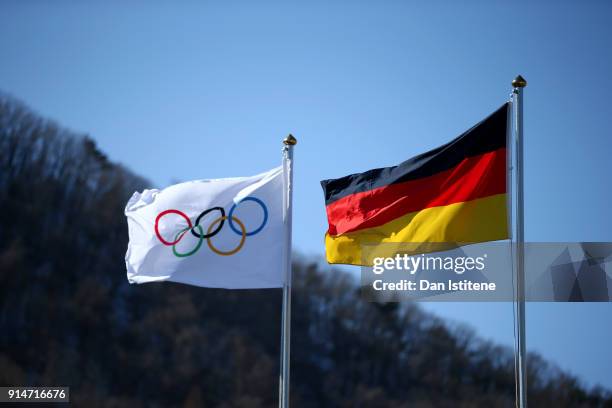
[2,0,611,389]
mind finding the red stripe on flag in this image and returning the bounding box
[325,148,507,236]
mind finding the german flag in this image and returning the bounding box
[321,104,510,265]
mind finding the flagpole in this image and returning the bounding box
[512,75,528,408]
[279,134,296,408]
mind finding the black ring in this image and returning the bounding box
[190,207,225,239]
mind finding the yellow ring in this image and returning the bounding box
[206,216,246,256]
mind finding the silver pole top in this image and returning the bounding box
[512,75,527,88]
[283,134,297,145]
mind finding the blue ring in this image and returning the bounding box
[228,196,268,236]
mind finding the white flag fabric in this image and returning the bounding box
[125,166,285,289]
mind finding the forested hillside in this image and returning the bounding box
[0,94,610,407]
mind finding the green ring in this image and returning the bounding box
[172,225,204,257]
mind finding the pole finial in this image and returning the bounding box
[283,134,297,146]
[512,75,527,88]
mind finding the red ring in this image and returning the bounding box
[155,209,192,246]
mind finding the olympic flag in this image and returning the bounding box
[124,166,286,289]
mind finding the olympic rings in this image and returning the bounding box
[153,196,268,258]
[206,216,246,256]
[191,206,225,239]
[173,225,204,257]
[228,197,268,236]
[155,209,192,246]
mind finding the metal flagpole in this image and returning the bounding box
[512,75,528,408]
[279,134,296,408]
